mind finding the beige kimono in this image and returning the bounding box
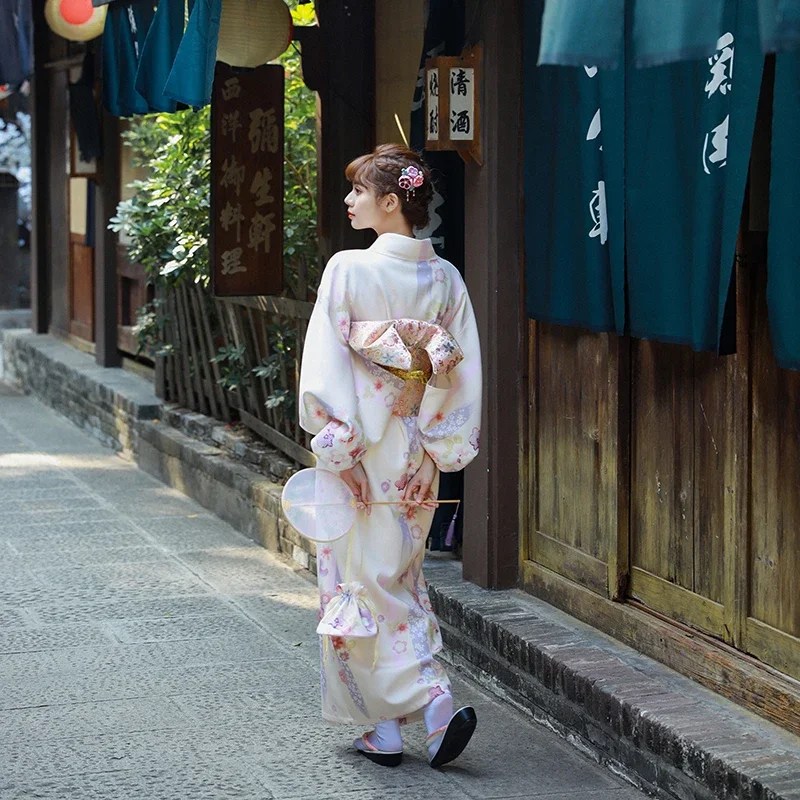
[298,232,482,726]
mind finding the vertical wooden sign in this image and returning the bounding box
[425,43,482,165]
[211,62,284,297]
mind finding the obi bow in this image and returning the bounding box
[348,319,464,376]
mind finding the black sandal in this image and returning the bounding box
[425,706,477,768]
[354,733,403,767]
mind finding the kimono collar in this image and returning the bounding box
[369,233,436,262]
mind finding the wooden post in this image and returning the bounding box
[29,0,50,334]
[94,110,121,367]
[461,0,525,590]
[314,0,376,264]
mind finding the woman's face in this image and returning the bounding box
[344,183,387,232]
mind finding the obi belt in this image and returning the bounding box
[348,319,464,418]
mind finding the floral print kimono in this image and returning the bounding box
[298,232,482,726]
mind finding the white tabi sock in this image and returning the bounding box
[423,692,455,759]
[354,719,403,753]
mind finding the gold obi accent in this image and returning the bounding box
[383,367,431,385]
[386,349,432,417]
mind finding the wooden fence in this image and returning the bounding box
[157,281,315,466]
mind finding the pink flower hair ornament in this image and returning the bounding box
[398,165,425,200]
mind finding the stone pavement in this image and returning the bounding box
[0,384,649,800]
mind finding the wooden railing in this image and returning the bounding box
[158,282,315,466]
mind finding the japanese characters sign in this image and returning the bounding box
[426,67,440,142]
[424,44,482,164]
[702,32,734,175]
[211,63,284,296]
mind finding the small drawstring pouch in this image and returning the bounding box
[317,531,381,669]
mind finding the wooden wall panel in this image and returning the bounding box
[750,264,800,639]
[630,340,695,589]
[692,352,730,606]
[534,324,615,563]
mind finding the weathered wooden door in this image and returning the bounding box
[523,249,800,683]
[523,325,629,601]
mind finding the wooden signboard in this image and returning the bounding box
[425,43,482,165]
[211,62,284,297]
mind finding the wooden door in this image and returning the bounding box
[523,247,800,683]
[523,323,629,601]
[69,232,94,342]
[745,255,800,680]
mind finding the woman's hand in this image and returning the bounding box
[403,452,439,511]
[340,462,371,513]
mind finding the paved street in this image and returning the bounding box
[0,384,649,800]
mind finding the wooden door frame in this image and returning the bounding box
[95,108,121,367]
[461,0,525,590]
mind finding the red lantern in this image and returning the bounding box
[45,0,107,42]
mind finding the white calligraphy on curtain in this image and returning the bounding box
[702,33,734,175]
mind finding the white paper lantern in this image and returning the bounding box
[45,0,107,42]
[217,0,293,69]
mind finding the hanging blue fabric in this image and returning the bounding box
[135,0,188,112]
[163,0,221,109]
[103,2,158,117]
[760,0,800,52]
[525,0,626,335]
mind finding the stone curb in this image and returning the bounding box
[0,331,160,456]
[424,560,800,800]
[137,419,316,573]
[4,331,800,800]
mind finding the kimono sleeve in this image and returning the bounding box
[298,258,368,471]
[417,276,483,472]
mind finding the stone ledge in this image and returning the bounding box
[138,419,315,573]
[425,558,800,800]
[0,331,160,456]
[0,309,31,330]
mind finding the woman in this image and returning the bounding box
[298,144,482,768]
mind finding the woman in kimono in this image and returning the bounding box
[298,144,482,768]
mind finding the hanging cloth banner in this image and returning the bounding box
[539,0,726,68]
[760,0,800,52]
[524,0,625,334]
[625,0,762,352]
[539,0,800,68]
[102,1,157,116]
[766,53,800,370]
[163,0,221,109]
[135,0,192,112]
[0,0,32,86]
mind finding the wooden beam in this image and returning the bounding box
[314,0,376,263]
[94,109,121,367]
[461,0,524,589]
[29,0,50,334]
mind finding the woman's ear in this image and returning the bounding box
[381,192,401,214]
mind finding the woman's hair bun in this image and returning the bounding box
[345,144,434,231]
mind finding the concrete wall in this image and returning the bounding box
[374,0,426,147]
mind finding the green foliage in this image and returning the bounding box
[132,298,171,359]
[109,108,212,287]
[210,344,249,392]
